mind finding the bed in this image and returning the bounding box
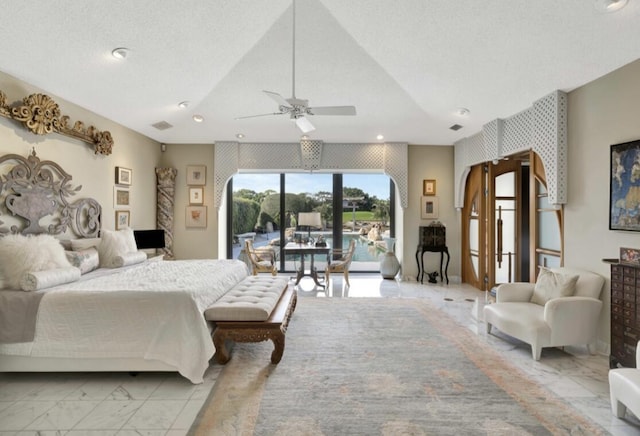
[0,151,248,384]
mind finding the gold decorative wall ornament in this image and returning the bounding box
[0,90,114,155]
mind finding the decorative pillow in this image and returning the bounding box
[531,267,579,305]
[65,248,100,274]
[58,240,73,251]
[0,234,72,289]
[71,237,101,251]
[98,228,138,268]
[113,251,148,268]
[20,266,81,292]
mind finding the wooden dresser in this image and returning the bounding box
[610,263,640,368]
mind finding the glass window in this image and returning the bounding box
[229,172,393,273]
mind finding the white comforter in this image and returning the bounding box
[0,259,249,383]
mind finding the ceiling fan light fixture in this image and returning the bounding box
[595,0,628,12]
[111,47,129,60]
[295,116,315,133]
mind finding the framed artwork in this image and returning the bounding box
[421,196,439,220]
[189,187,204,204]
[115,167,132,186]
[187,165,206,185]
[186,206,207,228]
[610,139,640,231]
[620,247,640,266]
[115,210,130,230]
[423,179,436,196]
[113,187,130,208]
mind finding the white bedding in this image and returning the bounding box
[0,259,249,383]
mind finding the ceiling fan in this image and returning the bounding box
[236,0,356,134]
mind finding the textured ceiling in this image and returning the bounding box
[1,0,639,145]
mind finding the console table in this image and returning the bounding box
[416,224,449,284]
[416,245,450,284]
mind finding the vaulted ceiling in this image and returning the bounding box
[1,0,639,145]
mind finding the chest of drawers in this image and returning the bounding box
[610,263,640,368]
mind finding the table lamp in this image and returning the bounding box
[297,212,322,243]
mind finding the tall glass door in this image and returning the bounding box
[228,172,393,273]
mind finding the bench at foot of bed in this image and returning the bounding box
[204,276,296,364]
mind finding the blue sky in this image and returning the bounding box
[233,173,390,200]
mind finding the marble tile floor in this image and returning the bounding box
[0,274,639,435]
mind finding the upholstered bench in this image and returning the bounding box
[204,275,296,364]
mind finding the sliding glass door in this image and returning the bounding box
[228,172,393,273]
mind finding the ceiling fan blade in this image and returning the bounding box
[263,90,291,109]
[307,106,356,116]
[235,112,284,120]
[295,116,315,133]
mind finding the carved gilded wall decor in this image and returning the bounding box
[0,149,101,237]
[0,90,114,155]
[156,167,178,259]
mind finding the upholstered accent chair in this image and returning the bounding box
[325,239,356,286]
[245,240,277,276]
[609,341,640,420]
[484,267,605,360]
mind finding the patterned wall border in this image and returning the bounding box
[454,90,567,207]
[214,141,408,210]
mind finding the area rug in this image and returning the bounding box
[189,298,606,435]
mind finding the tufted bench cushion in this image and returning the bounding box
[204,275,289,322]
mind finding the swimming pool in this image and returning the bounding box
[290,232,388,263]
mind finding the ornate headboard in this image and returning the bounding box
[0,150,101,237]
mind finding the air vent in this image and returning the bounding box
[152,121,173,130]
[449,124,463,131]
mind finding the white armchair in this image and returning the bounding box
[483,267,605,360]
[609,341,640,419]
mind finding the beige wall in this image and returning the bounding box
[403,145,458,281]
[159,143,217,259]
[0,71,161,234]
[566,58,640,348]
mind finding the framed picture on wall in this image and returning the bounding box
[113,187,130,208]
[421,196,439,220]
[423,179,436,196]
[186,165,206,185]
[115,167,132,186]
[610,139,640,231]
[189,187,204,204]
[186,206,207,228]
[115,210,130,230]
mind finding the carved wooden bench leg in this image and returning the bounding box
[270,333,285,363]
[212,330,230,364]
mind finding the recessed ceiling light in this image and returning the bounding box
[301,135,309,140]
[178,101,190,109]
[376,134,384,140]
[456,107,470,117]
[193,115,204,123]
[236,133,244,139]
[111,47,129,60]
[595,0,628,12]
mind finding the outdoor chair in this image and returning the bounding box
[245,239,277,276]
[325,239,356,286]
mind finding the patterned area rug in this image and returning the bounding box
[189,298,606,435]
